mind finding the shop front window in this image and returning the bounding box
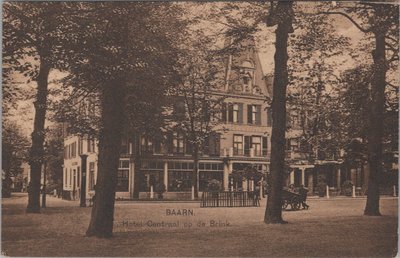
[89,162,95,190]
[138,161,164,192]
[168,171,192,192]
[199,162,224,191]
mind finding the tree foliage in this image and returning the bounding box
[287,5,351,162]
[3,2,79,213]
[322,2,399,216]
[169,29,227,198]
[2,120,30,178]
[47,2,189,237]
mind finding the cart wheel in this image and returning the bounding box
[291,202,300,210]
[282,200,288,210]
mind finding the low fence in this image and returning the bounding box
[201,191,260,208]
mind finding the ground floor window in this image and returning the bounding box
[77,167,81,188]
[138,170,163,192]
[69,169,72,188]
[139,161,164,192]
[199,171,223,191]
[230,163,267,191]
[116,160,129,192]
[89,162,95,190]
[199,162,223,191]
[64,168,67,188]
[168,170,192,192]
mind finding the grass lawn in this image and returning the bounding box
[2,193,398,257]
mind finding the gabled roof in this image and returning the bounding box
[224,37,272,99]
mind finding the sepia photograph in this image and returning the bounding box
[2,1,398,257]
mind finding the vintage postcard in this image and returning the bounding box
[2,1,398,257]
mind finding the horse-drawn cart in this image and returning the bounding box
[281,189,302,210]
[282,190,308,211]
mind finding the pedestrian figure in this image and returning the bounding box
[299,185,309,209]
[156,183,166,199]
[263,180,269,196]
[254,183,261,206]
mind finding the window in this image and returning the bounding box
[64,168,67,188]
[78,138,83,155]
[116,160,129,192]
[244,136,251,156]
[226,103,243,123]
[168,171,192,192]
[87,138,95,153]
[71,142,77,158]
[186,140,193,155]
[141,171,164,192]
[168,162,193,192]
[233,135,243,155]
[139,162,164,192]
[291,114,300,128]
[252,136,262,156]
[233,104,239,123]
[77,167,80,188]
[199,171,223,191]
[69,169,72,188]
[248,105,261,125]
[141,136,153,155]
[120,137,129,155]
[173,132,184,154]
[73,169,76,189]
[208,132,221,157]
[242,75,252,93]
[262,137,268,156]
[286,138,299,151]
[267,107,272,127]
[243,76,250,86]
[89,162,95,190]
[154,138,162,154]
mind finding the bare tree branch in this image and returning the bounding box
[319,11,373,33]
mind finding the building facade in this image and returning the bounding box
[62,41,276,200]
[63,41,389,201]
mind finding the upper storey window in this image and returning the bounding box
[239,60,255,93]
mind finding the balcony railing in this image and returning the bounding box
[285,150,308,160]
[233,148,244,156]
[254,149,262,157]
[222,147,270,159]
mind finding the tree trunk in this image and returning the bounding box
[264,1,293,224]
[86,80,125,238]
[364,26,387,216]
[192,144,199,199]
[27,59,50,213]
